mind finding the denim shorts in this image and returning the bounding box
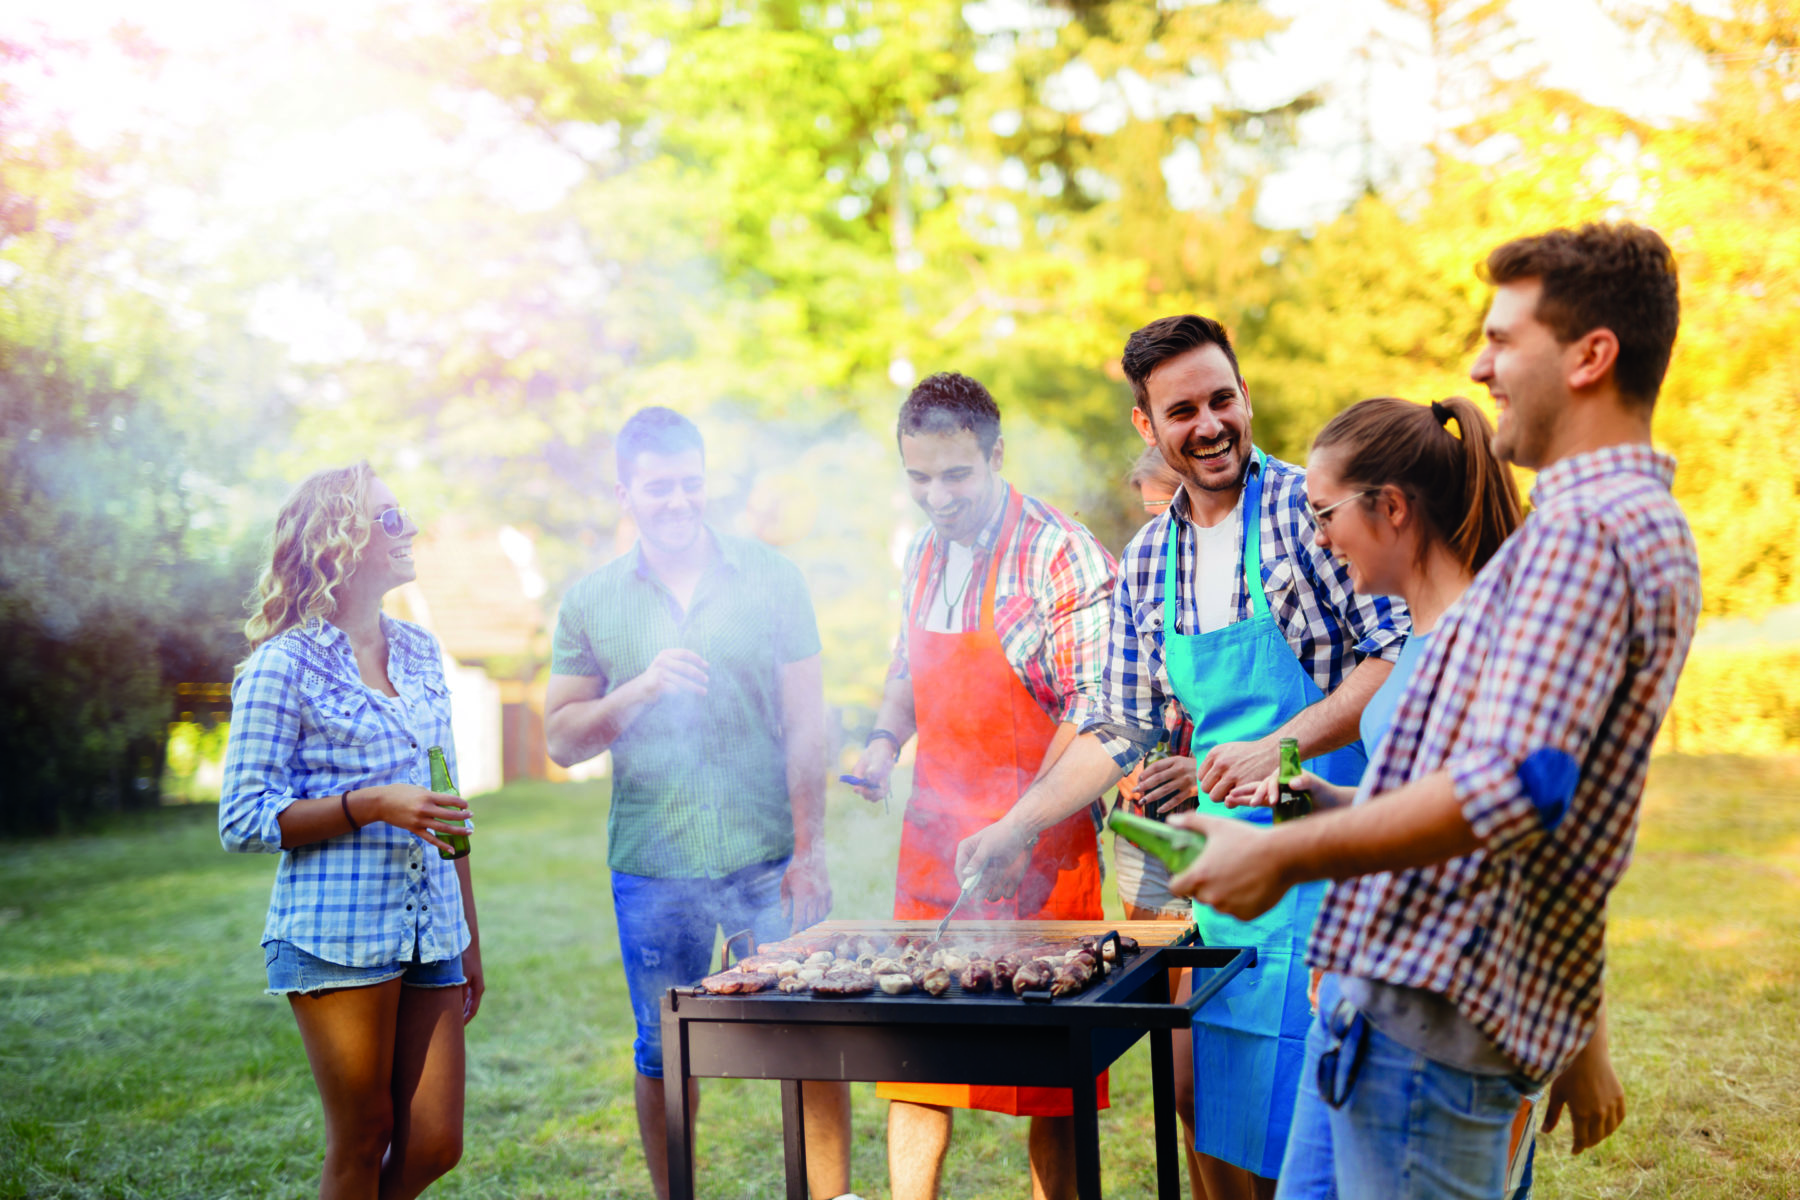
[264,940,467,997]
[1112,828,1194,918]
[612,856,792,1078]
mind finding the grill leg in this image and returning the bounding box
[662,996,696,1200]
[1150,1027,1180,1200]
[1069,1031,1102,1199]
[781,1079,809,1200]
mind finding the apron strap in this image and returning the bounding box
[1162,449,1270,630]
[910,485,1024,633]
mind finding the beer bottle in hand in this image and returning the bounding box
[1109,810,1206,875]
[428,746,472,860]
[1273,736,1314,824]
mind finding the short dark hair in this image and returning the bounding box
[896,372,1001,455]
[1483,223,1680,406]
[1121,315,1242,412]
[616,406,705,483]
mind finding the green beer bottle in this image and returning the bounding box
[1108,810,1206,875]
[1273,736,1314,824]
[428,746,472,860]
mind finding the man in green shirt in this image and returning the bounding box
[545,406,850,1200]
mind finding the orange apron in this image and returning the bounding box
[877,488,1107,1117]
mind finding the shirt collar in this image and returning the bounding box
[971,480,1014,553]
[1529,443,1676,507]
[632,525,737,580]
[1165,448,1262,526]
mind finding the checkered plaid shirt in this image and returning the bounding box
[888,482,1116,729]
[1082,451,1408,767]
[219,617,470,968]
[1308,445,1701,1081]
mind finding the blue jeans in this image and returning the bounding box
[612,856,792,1078]
[264,940,465,996]
[1277,974,1538,1200]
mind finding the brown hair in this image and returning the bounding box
[1312,397,1521,575]
[243,462,376,650]
[1483,223,1680,405]
[1120,314,1241,413]
[898,371,1002,454]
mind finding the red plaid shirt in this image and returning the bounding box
[888,482,1116,729]
[1309,445,1701,1080]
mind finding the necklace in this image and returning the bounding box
[940,544,978,613]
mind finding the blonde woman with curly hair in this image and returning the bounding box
[221,461,483,1200]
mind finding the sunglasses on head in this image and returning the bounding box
[375,507,411,537]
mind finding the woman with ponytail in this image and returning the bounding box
[221,462,483,1200]
[1230,396,1620,1199]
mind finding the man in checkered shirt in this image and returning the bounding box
[1168,224,1701,1198]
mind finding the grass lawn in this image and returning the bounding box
[2,756,1796,1198]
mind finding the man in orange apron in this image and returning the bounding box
[848,371,1116,1200]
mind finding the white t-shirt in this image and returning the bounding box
[1191,503,1241,634]
[923,539,978,633]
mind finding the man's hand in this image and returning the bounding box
[848,740,898,804]
[1543,1024,1626,1154]
[954,817,1033,903]
[1197,736,1279,803]
[1140,755,1198,814]
[637,648,709,704]
[781,848,832,932]
[1166,813,1294,919]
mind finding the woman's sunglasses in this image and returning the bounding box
[375,507,411,537]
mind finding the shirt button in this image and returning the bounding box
[406,904,414,911]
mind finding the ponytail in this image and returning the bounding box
[1313,397,1522,575]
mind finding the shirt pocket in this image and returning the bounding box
[307,685,386,748]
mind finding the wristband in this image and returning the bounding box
[340,791,360,830]
[866,728,902,753]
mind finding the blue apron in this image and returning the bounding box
[1162,450,1367,1179]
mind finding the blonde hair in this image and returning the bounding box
[244,461,376,650]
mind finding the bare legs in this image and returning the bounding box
[288,981,465,1200]
[639,1072,851,1200]
[887,1103,1078,1200]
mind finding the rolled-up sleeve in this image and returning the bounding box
[1081,554,1164,770]
[1040,531,1115,728]
[219,647,304,853]
[1451,512,1631,858]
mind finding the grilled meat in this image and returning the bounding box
[701,969,778,994]
[812,969,877,997]
[958,958,995,993]
[914,965,952,997]
[776,975,811,994]
[878,973,914,995]
[1011,961,1054,994]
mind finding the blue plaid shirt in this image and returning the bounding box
[220,616,471,968]
[1082,450,1409,767]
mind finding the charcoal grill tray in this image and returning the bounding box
[661,920,1255,1200]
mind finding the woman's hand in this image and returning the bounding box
[461,940,485,1025]
[1223,768,1355,812]
[362,784,471,855]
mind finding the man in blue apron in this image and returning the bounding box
[956,314,1408,1197]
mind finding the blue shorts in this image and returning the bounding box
[612,856,792,1078]
[264,940,466,997]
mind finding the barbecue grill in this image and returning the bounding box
[660,919,1255,1200]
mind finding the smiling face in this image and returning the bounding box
[1469,279,1570,470]
[1305,448,1409,597]
[1137,343,1254,504]
[352,475,417,595]
[618,448,707,556]
[900,428,1003,546]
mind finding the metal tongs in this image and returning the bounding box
[932,869,983,942]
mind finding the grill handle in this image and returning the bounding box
[1150,945,1258,1015]
[720,928,758,972]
